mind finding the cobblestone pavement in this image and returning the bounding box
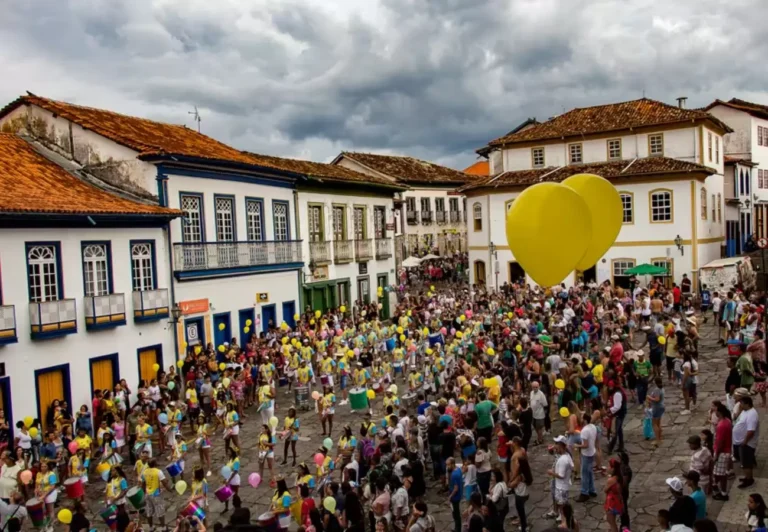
[72,316,764,532]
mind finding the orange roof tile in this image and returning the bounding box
[0,133,180,216]
[0,93,301,173]
[707,98,768,121]
[340,152,472,185]
[487,98,732,147]
[463,161,489,176]
[459,157,715,192]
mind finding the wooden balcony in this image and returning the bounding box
[334,240,354,264]
[355,239,373,262]
[309,241,332,264]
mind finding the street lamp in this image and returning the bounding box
[489,241,499,290]
[307,258,317,278]
[169,303,182,324]
[674,234,684,256]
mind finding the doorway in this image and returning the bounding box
[137,345,162,385]
[377,274,390,319]
[508,262,525,284]
[474,260,486,285]
[357,276,370,304]
[282,301,296,329]
[35,365,71,431]
[238,308,255,348]
[261,304,276,333]
[213,312,231,361]
[90,354,119,395]
[581,265,597,284]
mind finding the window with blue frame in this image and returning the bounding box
[82,243,113,297]
[246,199,264,241]
[273,201,289,241]
[26,243,62,302]
[131,241,156,291]
[181,194,204,242]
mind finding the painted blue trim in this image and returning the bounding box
[153,161,302,186]
[213,194,238,241]
[85,318,127,331]
[136,344,164,385]
[282,300,296,329]
[213,312,231,362]
[244,197,266,241]
[129,240,159,290]
[134,311,170,324]
[34,363,72,428]
[0,377,13,432]
[31,328,78,340]
[25,241,64,301]
[238,308,255,348]
[156,172,169,207]
[178,191,207,243]
[88,353,120,394]
[183,317,206,350]
[80,240,115,295]
[174,262,303,281]
[272,200,292,241]
[261,303,277,333]
[0,335,17,345]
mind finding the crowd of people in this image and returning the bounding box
[0,272,764,532]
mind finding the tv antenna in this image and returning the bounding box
[188,106,202,133]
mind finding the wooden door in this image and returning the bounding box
[37,370,64,431]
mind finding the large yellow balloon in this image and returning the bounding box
[505,182,591,287]
[561,173,622,271]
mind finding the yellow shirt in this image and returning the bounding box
[136,423,151,442]
[259,433,273,452]
[135,459,149,479]
[75,435,92,452]
[321,357,335,374]
[592,364,604,383]
[142,467,163,496]
[297,367,311,385]
[191,479,208,500]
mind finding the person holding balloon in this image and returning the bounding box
[257,423,276,488]
[221,446,241,513]
[34,459,58,523]
[319,385,336,437]
[281,407,300,467]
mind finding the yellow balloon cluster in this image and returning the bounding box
[505,174,622,286]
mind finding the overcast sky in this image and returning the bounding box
[1,0,766,170]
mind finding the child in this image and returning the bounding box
[462,454,477,501]
[170,433,187,483]
[673,356,683,386]
[112,416,126,455]
[189,467,209,525]
[657,509,670,532]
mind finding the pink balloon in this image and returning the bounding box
[450,328,456,335]
[336,329,343,337]
[19,470,32,484]
[440,327,447,335]
[465,310,473,319]
[320,331,327,339]
[353,348,360,356]
[314,453,325,467]
[408,344,417,352]
[248,472,261,488]
[68,442,79,455]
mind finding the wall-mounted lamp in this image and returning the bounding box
[674,234,684,256]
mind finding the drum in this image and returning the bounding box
[181,501,207,521]
[428,333,444,347]
[394,362,403,374]
[215,485,234,503]
[294,385,310,410]
[64,476,84,499]
[106,452,124,466]
[372,382,383,395]
[256,511,280,532]
[166,461,183,478]
[320,375,330,386]
[402,392,418,410]
[349,387,369,411]
[99,505,118,530]
[385,337,396,351]
[26,498,48,529]
[126,486,145,509]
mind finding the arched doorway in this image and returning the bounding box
[474,260,486,285]
[508,262,525,284]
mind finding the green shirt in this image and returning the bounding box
[475,400,496,430]
[634,360,652,377]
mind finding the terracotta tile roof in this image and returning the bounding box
[242,152,405,190]
[724,155,757,167]
[340,152,472,185]
[463,161,489,176]
[0,93,300,173]
[487,98,732,147]
[0,133,180,216]
[459,157,715,192]
[707,98,768,121]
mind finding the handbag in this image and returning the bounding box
[643,417,655,440]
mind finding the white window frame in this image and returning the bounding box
[473,202,482,231]
[273,202,289,241]
[532,147,545,168]
[649,134,664,156]
[131,242,155,292]
[83,243,110,297]
[619,193,633,224]
[568,143,583,164]
[650,190,673,223]
[613,260,636,276]
[27,244,60,303]
[215,196,235,242]
[607,139,622,160]
[246,199,264,242]
[181,194,203,243]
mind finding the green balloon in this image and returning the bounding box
[168,381,176,390]
[323,437,333,450]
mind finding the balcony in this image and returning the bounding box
[29,299,77,340]
[334,240,354,264]
[0,305,18,345]
[309,241,332,264]
[355,239,373,262]
[449,211,461,223]
[420,211,433,224]
[406,211,419,225]
[375,238,392,260]
[133,289,170,323]
[173,241,303,280]
[85,293,127,330]
[435,211,447,224]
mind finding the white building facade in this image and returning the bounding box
[465,98,731,291]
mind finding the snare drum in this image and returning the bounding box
[126,486,145,510]
[166,461,183,478]
[64,476,84,499]
[215,485,234,503]
[99,505,118,530]
[26,498,48,529]
[181,501,207,521]
[372,382,383,395]
[256,511,280,532]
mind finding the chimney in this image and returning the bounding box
[676,96,687,109]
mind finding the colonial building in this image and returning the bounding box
[332,152,472,261]
[706,98,768,249]
[0,133,179,429]
[464,98,731,290]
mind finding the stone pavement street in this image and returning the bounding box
[75,316,764,531]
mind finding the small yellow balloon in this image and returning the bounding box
[515,344,522,352]
[430,285,435,291]
[58,509,73,525]
[294,314,300,321]
[397,326,404,334]
[218,323,225,331]
[399,334,406,342]
[422,328,429,336]
[561,173,623,271]
[505,182,591,287]
[177,360,184,368]
[456,331,463,339]
[407,310,412,317]
[507,312,513,318]
[218,345,225,353]
[586,359,593,369]
[315,310,322,318]
[244,326,250,333]
[245,319,253,326]
[282,337,289,345]
[310,319,316,325]
[486,348,495,356]
[219,362,226,371]
[281,322,289,331]
[367,389,376,400]
[222,377,231,388]
[152,363,160,372]
[29,427,39,438]
[340,306,346,313]
[658,336,667,345]
[559,407,570,418]
[23,416,33,428]
[426,348,433,355]
[555,379,565,390]
[194,345,202,355]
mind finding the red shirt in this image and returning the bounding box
[609,343,624,367]
[497,434,509,458]
[301,498,316,526]
[672,287,681,303]
[714,418,732,455]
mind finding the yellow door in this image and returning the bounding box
[91,359,114,393]
[474,261,486,284]
[37,370,64,432]
[139,349,157,384]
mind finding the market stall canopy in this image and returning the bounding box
[623,263,668,275]
[402,256,423,268]
[421,254,440,260]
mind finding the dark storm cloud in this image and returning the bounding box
[1,0,768,168]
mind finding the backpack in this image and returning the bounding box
[420,515,436,532]
[361,438,375,461]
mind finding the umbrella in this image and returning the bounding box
[421,254,440,260]
[402,256,422,268]
[623,263,668,276]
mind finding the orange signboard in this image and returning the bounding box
[180,298,209,316]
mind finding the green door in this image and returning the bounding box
[377,274,390,319]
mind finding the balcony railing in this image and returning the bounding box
[420,211,433,224]
[0,305,18,344]
[132,288,170,323]
[449,211,461,223]
[334,240,354,264]
[406,211,419,225]
[85,293,127,330]
[29,299,77,340]
[173,241,303,276]
[435,211,447,224]
[375,238,392,260]
[355,239,373,262]
[309,241,332,264]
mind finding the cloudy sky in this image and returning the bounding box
[1,0,766,170]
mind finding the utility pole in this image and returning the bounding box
[188,106,201,133]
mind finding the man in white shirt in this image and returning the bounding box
[576,415,597,501]
[530,382,548,444]
[608,382,626,454]
[732,396,759,488]
[545,436,573,519]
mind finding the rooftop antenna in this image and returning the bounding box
[188,106,201,133]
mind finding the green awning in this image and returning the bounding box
[623,263,668,275]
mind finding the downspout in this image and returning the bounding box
[157,167,179,362]
[293,187,304,310]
